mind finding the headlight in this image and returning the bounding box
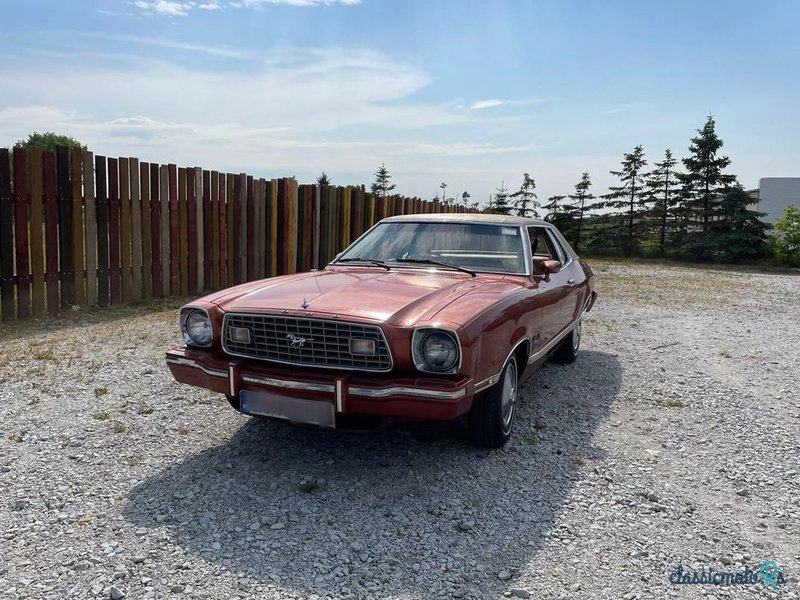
[181,308,212,346]
[413,329,460,374]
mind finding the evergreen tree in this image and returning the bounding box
[371,163,396,198]
[566,173,595,252]
[542,195,566,221]
[440,182,448,204]
[461,190,471,207]
[511,172,539,218]
[705,186,771,262]
[602,145,647,254]
[316,172,331,186]
[644,149,679,255]
[487,181,511,215]
[676,116,737,245]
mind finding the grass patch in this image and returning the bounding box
[572,457,588,466]
[137,406,154,416]
[178,427,190,436]
[93,387,108,397]
[125,455,141,467]
[94,411,111,421]
[665,398,684,408]
[32,348,57,362]
[113,422,127,433]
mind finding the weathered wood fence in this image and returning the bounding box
[0,146,472,321]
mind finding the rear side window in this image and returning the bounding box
[528,226,561,274]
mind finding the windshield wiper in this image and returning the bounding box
[392,257,476,277]
[334,257,391,270]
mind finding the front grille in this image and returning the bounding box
[222,314,393,372]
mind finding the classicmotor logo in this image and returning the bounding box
[669,561,786,589]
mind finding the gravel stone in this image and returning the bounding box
[1,261,798,599]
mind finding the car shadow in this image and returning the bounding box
[123,349,621,598]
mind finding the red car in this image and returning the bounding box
[166,214,596,447]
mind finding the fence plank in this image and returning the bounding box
[119,158,132,303]
[246,175,255,280]
[211,171,220,288]
[195,168,204,291]
[28,149,45,316]
[108,157,121,305]
[268,179,278,277]
[159,165,169,296]
[140,162,152,300]
[70,148,86,306]
[95,156,109,307]
[186,167,197,294]
[238,173,247,282]
[42,153,59,315]
[200,170,210,288]
[83,151,97,306]
[178,167,188,296]
[226,173,234,287]
[13,149,31,318]
[149,163,162,298]
[130,158,142,301]
[218,173,228,288]
[168,164,178,295]
[0,149,11,320]
[56,147,74,308]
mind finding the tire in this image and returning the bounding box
[468,355,518,448]
[551,319,582,364]
[226,394,241,412]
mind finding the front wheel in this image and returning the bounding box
[468,355,518,448]
[551,319,581,364]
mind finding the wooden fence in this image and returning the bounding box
[0,146,472,321]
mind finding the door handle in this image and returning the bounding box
[567,278,576,287]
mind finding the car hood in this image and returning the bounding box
[208,267,516,326]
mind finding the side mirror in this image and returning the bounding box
[541,259,561,274]
[540,259,561,282]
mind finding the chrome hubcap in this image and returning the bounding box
[573,320,582,352]
[501,359,517,433]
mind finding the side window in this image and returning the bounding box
[545,229,568,265]
[527,226,558,274]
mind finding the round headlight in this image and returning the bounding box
[185,310,212,346]
[420,331,458,372]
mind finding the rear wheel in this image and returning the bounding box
[468,355,518,448]
[551,319,581,364]
[226,394,241,412]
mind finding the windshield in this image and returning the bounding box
[335,222,527,275]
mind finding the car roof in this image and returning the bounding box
[380,213,550,227]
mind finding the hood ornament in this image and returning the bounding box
[301,297,310,309]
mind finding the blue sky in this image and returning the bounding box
[1,0,798,207]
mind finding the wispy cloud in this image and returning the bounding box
[132,0,361,16]
[468,99,508,110]
[75,31,250,58]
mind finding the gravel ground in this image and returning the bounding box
[1,260,799,600]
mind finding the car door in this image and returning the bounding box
[527,225,573,350]
[545,227,586,324]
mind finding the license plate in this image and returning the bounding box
[239,390,335,428]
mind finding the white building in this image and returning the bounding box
[747,177,800,224]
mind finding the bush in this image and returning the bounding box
[772,205,800,266]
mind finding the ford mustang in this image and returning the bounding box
[166,213,596,447]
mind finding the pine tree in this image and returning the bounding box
[461,190,471,207]
[566,173,595,252]
[370,163,396,198]
[602,145,647,254]
[511,172,539,218]
[316,172,331,186]
[706,186,771,261]
[644,149,678,255]
[487,181,511,215]
[542,195,566,221]
[440,182,448,204]
[676,116,737,242]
